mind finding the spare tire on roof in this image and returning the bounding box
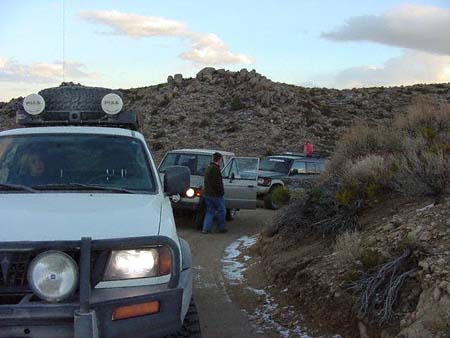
[38,85,123,113]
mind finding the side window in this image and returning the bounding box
[305,162,322,174]
[291,161,306,175]
[229,160,240,179]
[222,158,259,180]
[306,162,313,174]
[178,154,196,174]
[159,153,178,172]
[221,159,233,178]
[196,155,211,176]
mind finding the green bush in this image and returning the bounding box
[360,249,384,271]
[271,186,291,205]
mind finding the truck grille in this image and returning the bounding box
[0,251,32,287]
[0,250,103,291]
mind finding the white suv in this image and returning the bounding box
[0,86,199,338]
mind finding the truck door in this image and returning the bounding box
[221,157,259,209]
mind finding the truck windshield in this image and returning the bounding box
[0,134,156,193]
[259,157,293,174]
[159,153,212,176]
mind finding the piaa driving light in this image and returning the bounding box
[27,251,78,302]
[103,247,172,281]
[23,93,45,115]
[185,188,195,198]
[101,93,123,115]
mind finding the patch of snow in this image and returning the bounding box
[222,235,342,338]
[222,235,258,284]
[416,203,435,212]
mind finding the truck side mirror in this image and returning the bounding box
[164,166,190,196]
[290,169,299,176]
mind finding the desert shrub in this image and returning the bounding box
[328,124,403,177]
[275,99,450,240]
[271,185,291,205]
[395,99,450,138]
[350,249,418,326]
[392,142,450,197]
[334,231,362,269]
[360,249,384,271]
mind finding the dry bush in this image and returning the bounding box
[393,146,450,197]
[328,123,403,177]
[350,249,417,326]
[395,99,450,138]
[334,231,362,269]
[340,155,389,191]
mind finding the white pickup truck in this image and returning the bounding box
[0,85,200,338]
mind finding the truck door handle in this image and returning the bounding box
[247,185,254,188]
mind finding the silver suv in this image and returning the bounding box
[159,149,259,225]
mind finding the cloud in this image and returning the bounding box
[333,50,450,88]
[180,33,254,65]
[0,58,100,83]
[79,10,187,37]
[322,4,450,55]
[79,10,254,65]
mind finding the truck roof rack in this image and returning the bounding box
[281,151,329,159]
[16,85,140,131]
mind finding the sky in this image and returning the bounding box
[1,0,450,101]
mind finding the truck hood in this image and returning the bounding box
[0,194,162,242]
[257,170,287,179]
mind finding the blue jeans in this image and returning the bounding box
[202,196,226,232]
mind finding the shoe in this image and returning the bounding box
[202,230,210,234]
[218,229,228,233]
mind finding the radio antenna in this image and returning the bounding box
[62,0,65,83]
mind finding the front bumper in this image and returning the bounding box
[0,285,183,338]
[0,236,190,338]
[171,196,200,211]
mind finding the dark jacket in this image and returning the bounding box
[203,162,224,197]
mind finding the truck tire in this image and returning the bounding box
[263,186,281,210]
[225,208,236,221]
[39,85,121,113]
[166,299,202,338]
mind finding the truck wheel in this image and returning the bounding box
[225,208,236,221]
[263,187,281,210]
[39,85,121,113]
[166,298,202,338]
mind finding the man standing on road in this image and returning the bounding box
[202,152,227,234]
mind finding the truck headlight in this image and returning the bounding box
[185,188,195,198]
[103,247,172,281]
[28,251,78,302]
[257,177,271,186]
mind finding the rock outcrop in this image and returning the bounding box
[2,68,450,162]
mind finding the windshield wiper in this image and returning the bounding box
[32,183,137,194]
[0,183,36,193]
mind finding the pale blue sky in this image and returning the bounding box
[1,0,450,100]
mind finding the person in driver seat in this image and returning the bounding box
[19,151,50,186]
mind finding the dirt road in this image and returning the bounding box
[176,209,274,338]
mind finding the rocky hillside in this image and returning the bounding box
[1,67,450,161]
[261,197,450,338]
